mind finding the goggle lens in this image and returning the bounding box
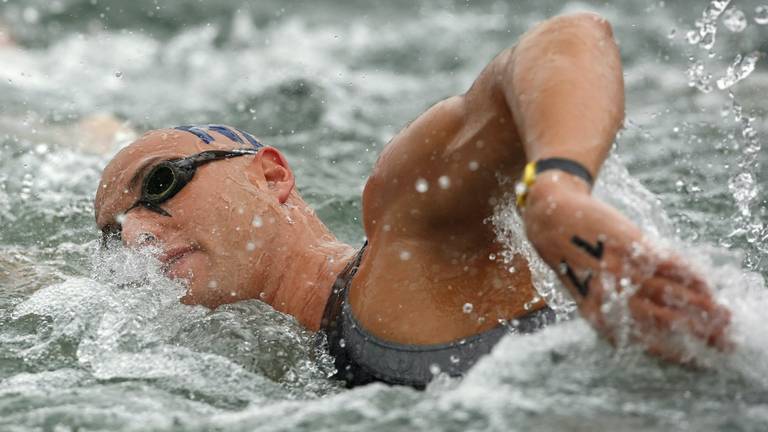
[144,164,178,201]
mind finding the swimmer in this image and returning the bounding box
[94,13,731,388]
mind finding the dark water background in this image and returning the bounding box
[0,0,767,431]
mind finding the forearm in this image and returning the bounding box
[501,13,625,175]
[523,173,648,308]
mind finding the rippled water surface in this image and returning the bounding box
[1,0,767,431]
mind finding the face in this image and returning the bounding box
[95,127,295,307]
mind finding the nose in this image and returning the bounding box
[120,207,165,249]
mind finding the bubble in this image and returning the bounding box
[468,161,479,171]
[251,215,263,228]
[207,280,218,289]
[437,175,451,189]
[338,338,346,348]
[668,28,677,39]
[755,6,768,24]
[34,144,48,154]
[399,250,412,261]
[115,213,127,225]
[246,242,256,251]
[22,7,39,24]
[462,303,473,314]
[114,71,123,78]
[415,178,429,193]
[450,355,460,364]
[722,8,747,32]
[429,363,441,375]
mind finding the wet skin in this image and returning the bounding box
[96,13,731,362]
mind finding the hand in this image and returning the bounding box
[581,253,732,363]
[523,173,732,363]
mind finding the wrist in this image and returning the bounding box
[525,170,591,211]
[515,158,595,209]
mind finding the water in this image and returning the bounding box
[0,0,767,431]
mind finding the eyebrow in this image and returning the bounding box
[128,156,165,190]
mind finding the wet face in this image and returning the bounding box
[95,128,295,307]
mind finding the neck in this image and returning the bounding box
[254,198,357,331]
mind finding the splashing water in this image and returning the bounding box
[0,1,767,431]
[687,58,713,92]
[716,52,760,89]
[686,0,731,49]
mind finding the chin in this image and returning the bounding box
[183,279,236,309]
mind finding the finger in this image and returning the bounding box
[654,258,709,294]
[628,296,729,351]
[639,278,717,313]
[638,278,732,349]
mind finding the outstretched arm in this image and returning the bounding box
[509,14,730,360]
[362,12,730,358]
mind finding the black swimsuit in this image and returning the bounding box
[319,243,556,389]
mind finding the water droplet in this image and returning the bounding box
[437,175,451,189]
[246,241,256,251]
[668,28,677,39]
[115,213,126,224]
[450,355,460,364]
[415,178,429,193]
[468,161,479,171]
[251,215,263,227]
[488,253,496,261]
[338,338,346,348]
[399,250,412,261]
[207,280,218,289]
[114,71,123,78]
[429,363,441,375]
[463,303,473,314]
[755,6,768,24]
[722,8,747,32]
[259,291,266,299]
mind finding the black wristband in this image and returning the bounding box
[535,158,594,187]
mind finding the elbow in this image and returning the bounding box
[547,12,615,40]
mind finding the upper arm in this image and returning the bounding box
[361,48,524,243]
[361,12,624,243]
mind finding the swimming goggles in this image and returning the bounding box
[101,148,260,246]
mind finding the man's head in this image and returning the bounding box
[95,125,305,307]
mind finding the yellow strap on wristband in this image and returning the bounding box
[515,161,538,208]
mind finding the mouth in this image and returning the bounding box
[158,245,199,275]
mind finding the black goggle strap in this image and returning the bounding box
[184,149,260,166]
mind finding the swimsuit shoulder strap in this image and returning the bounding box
[319,241,368,332]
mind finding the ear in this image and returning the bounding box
[249,147,295,204]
